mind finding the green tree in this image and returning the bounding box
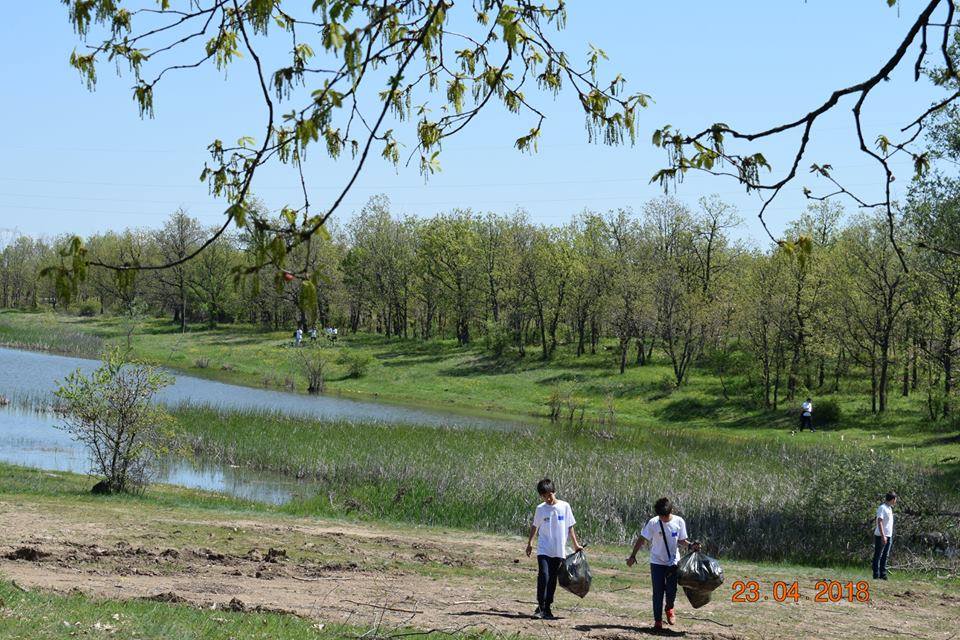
[907,174,960,416]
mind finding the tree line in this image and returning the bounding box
[3,186,960,419]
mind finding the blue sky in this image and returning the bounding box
[0,1,949,245]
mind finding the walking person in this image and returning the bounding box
[294,327,303,347]
[626,497,701,631]
[800,397,814,431]
[525,478,583,620]
[873,491,897,580]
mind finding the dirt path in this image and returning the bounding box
[1,499,957,640]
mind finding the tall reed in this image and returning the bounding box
[171,406,955,566]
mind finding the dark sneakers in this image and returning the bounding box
[533,606,556,620]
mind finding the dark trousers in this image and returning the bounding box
[872,535,892,578]
[800,415,813,430]
[536,555,563,607]
[650,563,678,623]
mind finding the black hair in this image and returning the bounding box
[885,491,898,502]
[654,497,673,516]
[536,478,555,496]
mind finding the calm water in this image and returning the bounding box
[0,346,522,504]
[0,346,517,428]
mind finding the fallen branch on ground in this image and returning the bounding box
[685,615,733,628]
[869,626,929,639]
[344,600,424,614]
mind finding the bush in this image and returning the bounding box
[484,321,512,358]
[815,398,842,426]
[297,351,328,394]
[194,357,210,369]
[337,350,373,378]
[77,300,99,317]
[54,348,176,494]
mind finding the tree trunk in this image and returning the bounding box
[618,335,630,374]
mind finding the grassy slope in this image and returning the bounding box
[2,309,958,471]
[0,463,956,640]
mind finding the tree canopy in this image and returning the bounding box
[45,0,960,296]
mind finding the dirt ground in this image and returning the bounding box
[1,498,958,640]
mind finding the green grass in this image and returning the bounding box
[3,309,958,471]
[0,580,352,640]
[169,405,958,567]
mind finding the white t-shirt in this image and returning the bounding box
[641,515,688,566]
[801,401,813,416]
[874,503,894,537]
[533,500,576,558]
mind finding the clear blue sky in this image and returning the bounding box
[0,2,947,245]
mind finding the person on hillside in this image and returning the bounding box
[294,327,303,347]
[626,497,701,631]
[873,491,898,580]
[525,478,583,620]
[800,397,814,432]
[309,326,318,342]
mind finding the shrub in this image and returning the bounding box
[337,350,373,378]
[298,351,328,394]
[815,398,842,426]
[77,300,99,317]
[484,321,512,358]
[54,348,176,494]
[194,357,210,369]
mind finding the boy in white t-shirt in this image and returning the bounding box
[872,491,897,580]
[525,478,583,620]
[626,497,701,631]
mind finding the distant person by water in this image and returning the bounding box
[800,397,814,432]
[294,327,303,347]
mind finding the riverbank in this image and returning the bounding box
[2,310,959,469]
[1,464,957,640]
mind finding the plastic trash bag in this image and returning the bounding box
[676,551,724,609]
[558,549,592,598]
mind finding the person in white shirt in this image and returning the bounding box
[525,478,583,620]
[800,397,814,431]
[873,491,897,580]
[626,497,701,631]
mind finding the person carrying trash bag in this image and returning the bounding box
[525,478,583,620]
[626,497,701,631]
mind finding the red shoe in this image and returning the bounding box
[666,608,676,625]
[654,620,663,630]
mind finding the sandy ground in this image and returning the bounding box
[1,499,958,640]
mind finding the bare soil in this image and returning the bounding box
[1,499,957,639]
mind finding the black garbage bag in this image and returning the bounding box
[558,549,592,598]
[676,551,723,609]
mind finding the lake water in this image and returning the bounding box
[0,346,523,504]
